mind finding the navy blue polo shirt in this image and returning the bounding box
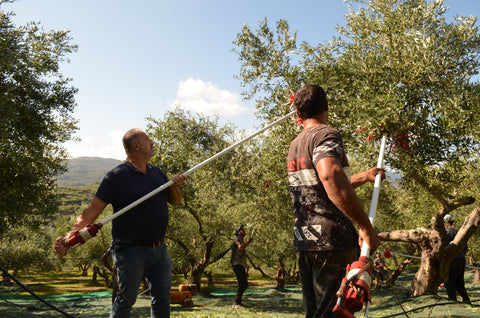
[96,161,170,250]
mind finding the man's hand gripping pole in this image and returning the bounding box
[333,135,387,318]
[66,223,103,247]
[62,110,296,251]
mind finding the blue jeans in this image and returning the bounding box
[110,244,172,318]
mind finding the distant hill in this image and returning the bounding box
[57,157,123,187]
[57,156,402,188]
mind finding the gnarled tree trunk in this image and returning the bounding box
[378,205,480,296]
[466,251,480,284]
[386,257,412,286]
[173,236,231,290]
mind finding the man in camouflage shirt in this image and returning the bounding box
[288,84,383,318]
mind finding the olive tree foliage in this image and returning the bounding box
[146,108,262,288]
[0,6,78,233]
[233,0,480,295]
[65,230,111,276]
[0,225,56,279]
[55,206,113,277]
[213,122,300,282]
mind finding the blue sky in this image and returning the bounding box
[3,0,480,160]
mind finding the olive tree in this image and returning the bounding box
[147,109,260,288]
[233,0,480,296]
[0,5,78,233]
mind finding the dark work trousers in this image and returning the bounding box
[445,256,470,302]
[232,264,248,305]
[297,247,358,318]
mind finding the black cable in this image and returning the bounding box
[380,298,480,318]
[0,294,38,311]
[0,265,76,317]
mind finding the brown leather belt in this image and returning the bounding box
[136,241,163,249]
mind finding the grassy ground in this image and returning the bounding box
[1,268,480,317]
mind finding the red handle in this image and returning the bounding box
[67,223,103,247]
[333,304,355,318]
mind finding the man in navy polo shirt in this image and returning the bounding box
[53,128,187,318]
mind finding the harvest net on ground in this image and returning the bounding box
[2,269,480,317]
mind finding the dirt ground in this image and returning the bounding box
[2,269,480,317]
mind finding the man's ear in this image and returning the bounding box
[133,141,140,151]
[325,100,329,112]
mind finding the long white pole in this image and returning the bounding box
[99,110,296,225]
[361,135,387,257]
[362,135,387,318]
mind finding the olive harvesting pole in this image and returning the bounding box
[65,110,297,248]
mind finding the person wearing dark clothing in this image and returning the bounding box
[231,224,253,308]
[288,85,383,318]
[373,251,389,284]
[444,214,471,303]
[53,128,188,318]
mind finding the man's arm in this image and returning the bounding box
[52,197,108,257]
[316,157,380,251]
[236,237,253,251]
[70,197,108,232]
[167,172,188,205]
[350,167,385,189]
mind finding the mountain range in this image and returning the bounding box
[57,156,401,188]
[57,157,123,187]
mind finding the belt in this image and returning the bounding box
[135,241,163,249]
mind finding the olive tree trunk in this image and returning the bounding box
[378,204,480,296]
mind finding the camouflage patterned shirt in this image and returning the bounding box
[287,124,358,251]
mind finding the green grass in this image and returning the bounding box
[2,271,111,295]
[2,268,480,317]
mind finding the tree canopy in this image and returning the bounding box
[233,0,480,295]
[147,109,254,287]
[0,7,78,231]
[146,109,299,286]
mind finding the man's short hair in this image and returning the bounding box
[122,128,142,154]
[294,84,327,120]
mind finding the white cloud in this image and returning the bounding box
[64,129,126,160]
[171,78,248,117]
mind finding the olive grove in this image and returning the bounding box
[233,0,480,296]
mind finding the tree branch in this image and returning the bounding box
[247,254,275,279]
[409,173,449,207]
[448,196,476,211]
[207,245,232,266]
[172,238,197,265]
[184,204,208,242]
[446,206,480,258]
[378,227,430,243]
[429,196,475,237]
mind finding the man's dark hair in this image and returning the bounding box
[294,84,327,120]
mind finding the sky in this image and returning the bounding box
[3,0,480,160]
